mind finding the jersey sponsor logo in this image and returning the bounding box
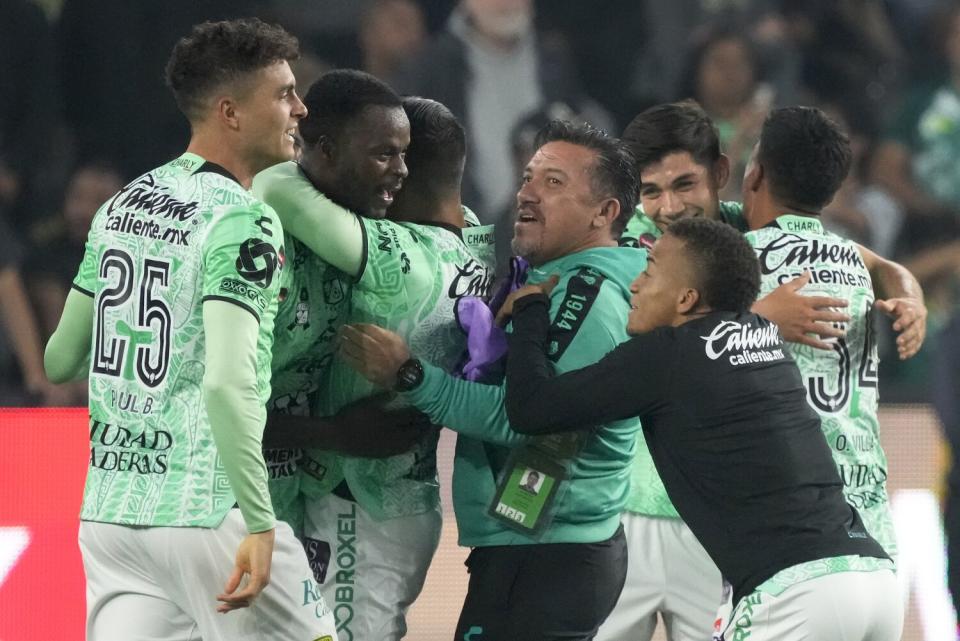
[701,320,785,366]
[103,211,191,246]
[264,447,301,480]
[219,277,267,311]
[235,238,280,287]
[447,259,495,299]
[333,503,358,638]
[88,419,172,475]
[107,174,199,222]
[757,234,866,274]
[322,273,347,305]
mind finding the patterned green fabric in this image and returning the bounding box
[746,215,896,561]
[76,152,284,527]
[310,212,496,520]
[756,555,895,597]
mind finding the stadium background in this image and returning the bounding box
[2,0,960,638]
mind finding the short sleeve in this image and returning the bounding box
[201,203,284,322]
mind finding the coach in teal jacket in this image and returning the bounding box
[340,121,644,640]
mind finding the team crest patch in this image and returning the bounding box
[312,636,334,641]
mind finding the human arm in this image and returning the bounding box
[0,266,57,399]
[202,300,275,612]
[504,294,666,433]
[857,243,927,360]
[251,163,365,277]
[264,394,430,457]
[751,271,850,350]
[43,286,93,384]
[338,323,527,446]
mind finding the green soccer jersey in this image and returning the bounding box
[311,213,497,520]
[619,200,748,248]
[75,152,284,528]
[265,234,351,529]
[746,214,896,561]
[618,200,747,518]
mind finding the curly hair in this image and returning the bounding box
[165,18,299,122]
[534,120,638,236]
[666,217,760,313]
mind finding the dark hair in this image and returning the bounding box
[534,120,638,236]
[299,69,402,147]
[165,18,299,122]
[678,26,761,103]
[621,100,721,173]
[667,217,759,313]
[400,96,465,195]
[758,106,852,210]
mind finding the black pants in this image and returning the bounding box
[453,525,627,641]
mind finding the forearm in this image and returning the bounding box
[862,245,924,302]
[264,413,347,450]
[505,295,644,433]
[203,302,274,533]
[44,287,93,383]
[405,363,527,446]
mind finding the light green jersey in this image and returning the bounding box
[618,201,747,518]
[311,212,497,520]
[746,214,895,561]
[75,153,284,527]
[619,201,748,248]
[265,234,351,529]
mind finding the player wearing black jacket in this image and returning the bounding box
[502,217,901,641]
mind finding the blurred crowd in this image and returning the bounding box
[4,0,960,407]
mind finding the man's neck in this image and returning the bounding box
[390,193,465,227]
[186,132,254,189]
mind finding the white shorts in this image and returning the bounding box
[302,493,441,641]
[595,513,722,641]
[80,511,337,641]
[716,569,903,641]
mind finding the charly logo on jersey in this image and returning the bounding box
[701,320,785,366]
[236,238,280,287]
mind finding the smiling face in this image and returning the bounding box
[238,61,307,173]
[512,141,616,266]
[627,232,698,336]
[325,105,410,218]
[639,151,726,233]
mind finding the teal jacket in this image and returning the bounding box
[405,246,647,546]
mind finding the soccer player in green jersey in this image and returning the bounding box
[743,104,912,570]
[254,77,496,640]
[595,100,926,641]
[338,121,645,640]
[43,19,337,640]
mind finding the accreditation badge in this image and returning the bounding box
[488,446,567,536]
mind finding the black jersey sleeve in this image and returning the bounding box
[505,293,672,434]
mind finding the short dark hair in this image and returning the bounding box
[299,69,402,147]
[534,120,638,236]
[622,100,721,173]
[401,96,465,195]
[758,106,852,211]
[666,217,760,314]
[165,18,299,122]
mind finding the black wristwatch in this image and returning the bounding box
[394,358,425,392]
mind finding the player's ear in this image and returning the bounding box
[677,287,700,315]
[317,135,336,161]
[218,97,240,131]
[713,154,731,190]
[743,160,763,196]
[593,197,620,229]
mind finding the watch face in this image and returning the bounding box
[396,359,423,391]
